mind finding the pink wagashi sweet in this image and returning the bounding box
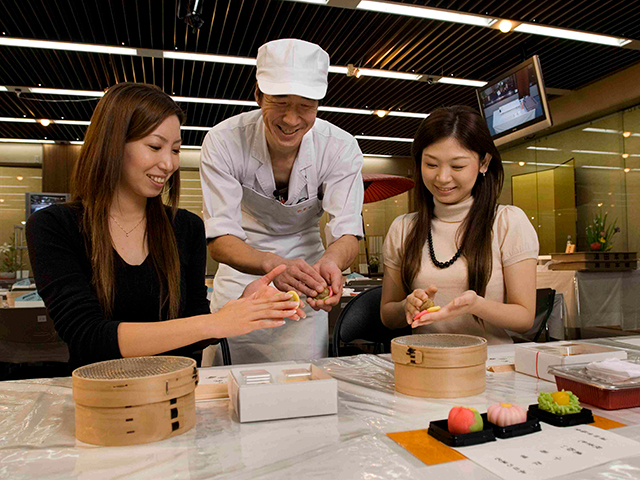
[486,402,527,427]
[447,406,483,434]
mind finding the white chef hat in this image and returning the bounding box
[256,39,329,100]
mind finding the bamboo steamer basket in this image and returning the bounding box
[72,356,198,446]
[391,334,487,398]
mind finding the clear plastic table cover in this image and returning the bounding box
[2,342,640,479]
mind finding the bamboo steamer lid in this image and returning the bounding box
[72,356,198,408]
[72,356,198,446]
[391,334,487,398]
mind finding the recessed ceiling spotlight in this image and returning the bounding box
[375,110,388,118]
[498,20,513,33]
[518,161,525,166]
[39,119,51,127]
[624,168,631,173]
[623,131,631,138]
[16,175,24,181]
[622,153,629,159]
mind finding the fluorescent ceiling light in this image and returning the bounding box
[357,68,421,81]
[57,119,91,125]
[328,66,349,74]
[0,86,7,92]
[0,117,37,123]
[181,126,210,131]
[2,86,430,120]
[0,37,488,87]
[355,135,413,143]
[0,37,137,55]
[514,23,631,47]
[163,51,256,66]
[387,111,429,119]
[356,0,495,27]
[363,154,394,158]
[526,146,561,151]
[70,141,84,145]
[0,138,55,144]
[582,127,640,137]
[438,77,487,87]
[30,87,104,97]
[319,106,373,115]
[582,128,620,134]
[572,150,620,155]
[181,146,203,149]
[580,165,621,170]
[171,96,256,106]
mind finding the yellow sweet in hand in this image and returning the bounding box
[426,306,441,313]
[287,290,301,309]
[551,391,570,406]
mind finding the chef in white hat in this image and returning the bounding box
[200,38,364,365]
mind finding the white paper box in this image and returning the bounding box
[514,342,627,382]
[228,363,337,423]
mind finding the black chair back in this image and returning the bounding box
[508,288,556,343]
[331,286,411,356]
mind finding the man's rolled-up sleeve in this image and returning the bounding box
[322,137,365,245]
[200,131,247,242]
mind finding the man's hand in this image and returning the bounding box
[263,256,327,298]
[306,259,343,312]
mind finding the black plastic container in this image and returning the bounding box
[428,414,496,447]
[528,404,594,427]
[486,412,541,438]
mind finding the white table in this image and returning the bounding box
[4,340,640,479]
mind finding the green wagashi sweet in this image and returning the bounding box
[315,287,333,300]
[538,390,582,415]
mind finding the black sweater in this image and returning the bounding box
[26,204,212,369]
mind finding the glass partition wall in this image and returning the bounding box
[501,104,639,254]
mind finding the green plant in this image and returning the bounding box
[368,254,380,267]
[585,212,620,252]
[0,241,22,273]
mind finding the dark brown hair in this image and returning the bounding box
[71,82,185,319]
[402,106,504,318]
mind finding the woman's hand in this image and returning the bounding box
[404,286,438,325]
[411,290,479,328]
[242,264,306,320]
[208,292,300,338]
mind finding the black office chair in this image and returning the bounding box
[219,338,232,365]
[331,286,412,357]
[509,288,556,343]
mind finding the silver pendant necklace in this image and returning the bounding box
[110,215,145,237]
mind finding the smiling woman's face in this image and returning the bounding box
[257,93,318,155]
[119,115,182,200]
[421,136,488,205]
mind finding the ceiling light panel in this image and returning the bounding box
[0,37,137,55]
[513,23,631,47]
[356,1,496,27]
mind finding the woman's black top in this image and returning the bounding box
[26,203,212,369]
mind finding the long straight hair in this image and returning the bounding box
[402,106,504,317]
[71,82,185,319]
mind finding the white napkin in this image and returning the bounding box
[586,358,640,382]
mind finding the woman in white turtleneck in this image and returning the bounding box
[380,106,538,343]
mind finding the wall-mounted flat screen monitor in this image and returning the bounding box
[477,55,552,146]
[25,193,70,222]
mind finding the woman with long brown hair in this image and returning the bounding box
[26,83,302,369]
[380,105,538,343]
